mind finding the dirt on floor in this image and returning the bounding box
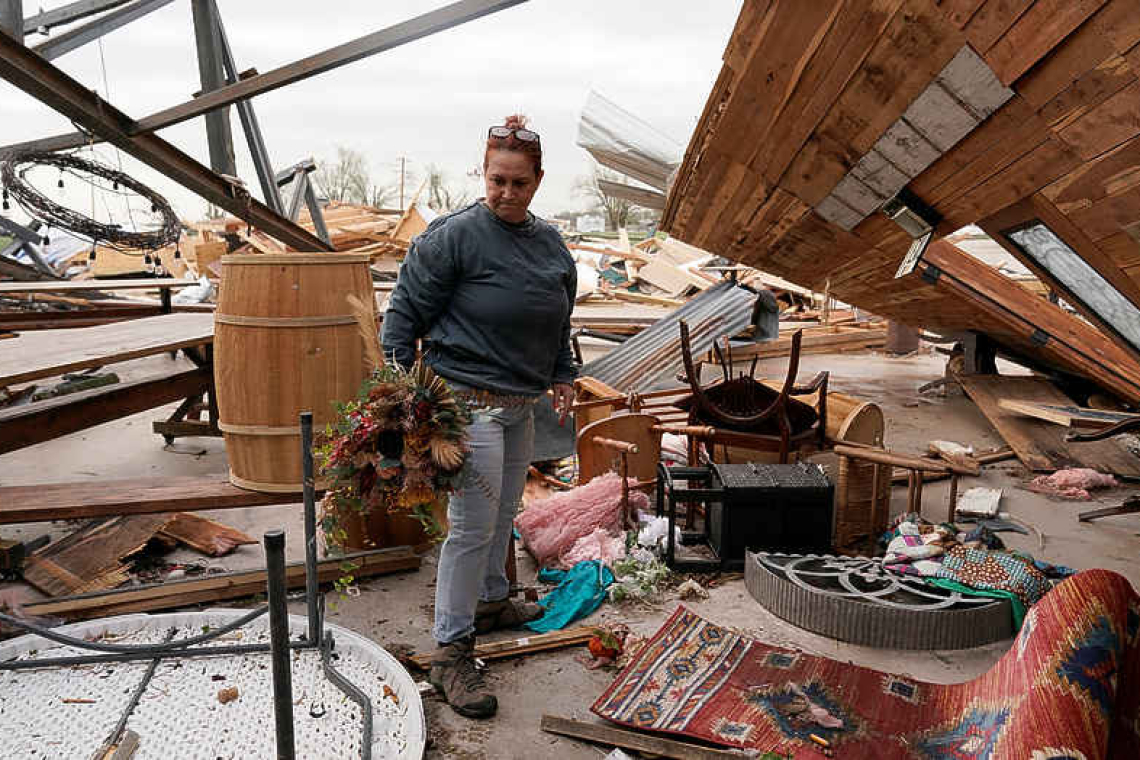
[3,347,1139,758]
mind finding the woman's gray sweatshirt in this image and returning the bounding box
[381,201,578,396]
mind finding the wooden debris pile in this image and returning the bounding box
[21,513,256,598]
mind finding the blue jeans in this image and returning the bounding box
[433,403,534,644]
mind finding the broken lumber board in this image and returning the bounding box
[637,259,707,297]
[409,627,593,670]
[24,515,173,597]
[958,374,1140,475]
[540,715,748,760]
[608,290,686,308]
[22,546,420,621]
[996,399,1140,429]
[713,328,887,361]
[0,475,304,525]
[0,367,209,455]
[891,447,1016,484]
[0,312,214,387]
[158,513,256,557]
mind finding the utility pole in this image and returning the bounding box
[399,156,405,211]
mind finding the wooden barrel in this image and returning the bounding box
[215,253,372,493]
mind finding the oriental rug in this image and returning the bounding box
[592,569,1140,759]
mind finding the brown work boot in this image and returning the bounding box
[474,598,543,634]
[429,635,497,719]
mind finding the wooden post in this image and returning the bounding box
[947,473,959,524]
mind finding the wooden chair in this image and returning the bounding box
[674,320,829,465]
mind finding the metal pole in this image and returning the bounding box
[32,0,174,61]
[300,411,320,645]
[191,0,237,177]
[303,179,330,245]
[0,0,23,42]
[264,529,296,760]
[207,0,284,214]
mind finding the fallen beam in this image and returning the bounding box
[0,367,209,455]
[0,474,307,525]
[31,0,174,61]
[21,546,421,620]
[8,0,528,154]
[22,0,131,33]
[0,27,330,252]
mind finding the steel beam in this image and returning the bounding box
[210,1,283,213]
[6,0,527,154]
[191,0,236,176]
[0,0,21,42]
[0,28,332,251]
[0,215,44,245]
[31,0,174,60]
[275,158,316,185]
[285,169,307,222]
[23,0,130,34]
[303,180,330,245]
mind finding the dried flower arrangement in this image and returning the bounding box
[317,360,471,552]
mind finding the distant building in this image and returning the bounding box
[576,214,605,234]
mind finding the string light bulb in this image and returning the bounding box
[57,173,64,189]
[88,247,96,261]
[173,246,182,260]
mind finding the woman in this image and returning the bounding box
[382,115,577,719]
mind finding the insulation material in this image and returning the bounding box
[955,487,1002,518]
[561,528,627,570]
[576,91,683,191]
[1027,468,1118,500]
[515,472,648,568]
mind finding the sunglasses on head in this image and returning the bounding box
[488,126,540,143]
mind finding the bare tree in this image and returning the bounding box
[575,165,635,231]
[315,147,370,204]
[425,164,471,213]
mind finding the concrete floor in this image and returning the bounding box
[3,347,1140,758]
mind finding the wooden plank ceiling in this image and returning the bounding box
[663,0,1140,402]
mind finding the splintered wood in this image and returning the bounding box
[958,374,1140,476]
[23,515,172,597]
[157,514,256,557]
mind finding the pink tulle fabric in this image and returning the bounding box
[1028,467,1117,500]
[561,528,627,569]
[515,472,647,568]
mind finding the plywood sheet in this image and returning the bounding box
[0,312,214,386]
[958,373,1140,474]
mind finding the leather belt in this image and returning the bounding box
[453,388,540,408]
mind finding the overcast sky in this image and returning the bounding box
[2,0,743,226]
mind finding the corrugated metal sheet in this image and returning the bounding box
[581,280,759,393]
[532,281,760,461]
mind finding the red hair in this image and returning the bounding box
[485,113,542,176]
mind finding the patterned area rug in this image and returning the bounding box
[592,569,1140,759]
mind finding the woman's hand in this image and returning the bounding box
[552,383,575,426]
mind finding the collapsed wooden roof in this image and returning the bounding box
[663,0,1140,401]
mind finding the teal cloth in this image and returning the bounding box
[526,560,614,633]
[927,577,1028,630]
